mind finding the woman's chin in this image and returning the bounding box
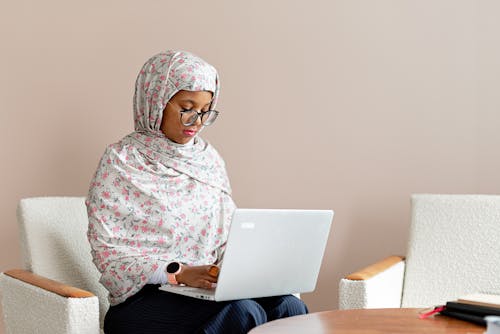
[173,137,194,145]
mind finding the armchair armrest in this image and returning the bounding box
[3,269,95,298]
[339,256,405,309]
[1,269,100,334]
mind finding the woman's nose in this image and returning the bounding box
[194,114,203,126]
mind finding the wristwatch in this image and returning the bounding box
[166,262,183,285]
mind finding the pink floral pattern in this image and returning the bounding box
[86,51,234,305]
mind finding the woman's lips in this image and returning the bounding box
[183,129,197,136]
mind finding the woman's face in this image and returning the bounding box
[160,90,213,144]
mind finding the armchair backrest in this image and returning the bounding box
[17,197,109,326]
[401,194,500,307]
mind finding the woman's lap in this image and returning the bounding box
[104,285,308,334]
[253,295,309,321]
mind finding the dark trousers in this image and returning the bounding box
[104,284,308,334]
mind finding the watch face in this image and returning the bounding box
[166,262,180,274]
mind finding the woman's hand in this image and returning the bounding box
[176,265,219,289]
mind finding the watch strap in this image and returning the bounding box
[167,272,179,285]
[166,262,182,285]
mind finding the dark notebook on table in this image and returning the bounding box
[439,294,500,326]
[441,302,500,326]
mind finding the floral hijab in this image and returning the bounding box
[133,50,220,133]
[86,51,235,305]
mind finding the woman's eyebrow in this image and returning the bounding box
[178,99,195,104]
[178,99,211,107]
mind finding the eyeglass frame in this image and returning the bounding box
[166,101,220,126]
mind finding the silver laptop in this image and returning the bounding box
[159,208,333,301]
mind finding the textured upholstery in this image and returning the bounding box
[339,260,404,309]
[402,194,500,307]
[0,197,108,333]
[339,194,500,309]
[1,274,99,334]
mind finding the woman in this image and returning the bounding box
[86,50,308,334]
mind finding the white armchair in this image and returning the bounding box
[339,194,500,309]
[1,197,109,334]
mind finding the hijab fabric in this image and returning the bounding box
[86,51,235,305]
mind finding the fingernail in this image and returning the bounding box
[208,266,219,277]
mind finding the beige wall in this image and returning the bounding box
[2,0,500,330]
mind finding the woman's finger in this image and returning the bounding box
[204,274,218,283]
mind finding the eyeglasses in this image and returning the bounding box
[167,101,219,126]
[179,109,219,126]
